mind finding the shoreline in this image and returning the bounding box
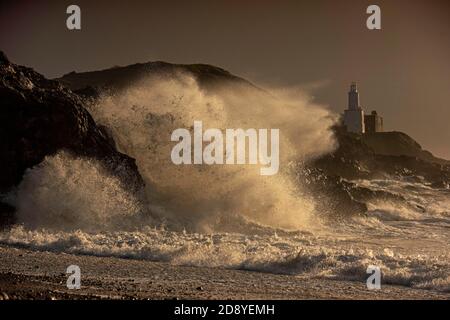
[0,245,448,300]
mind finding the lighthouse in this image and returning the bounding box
[344,82,365,133]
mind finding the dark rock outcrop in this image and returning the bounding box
[299,168,368,218]
[55,59,450,218]
[0,51,143,199]
[300,125,450,216]
[310,126,450,185]
[0,201,15,228]
[362,131,449,166]
[0,51,9,65]
[56,61,259,94]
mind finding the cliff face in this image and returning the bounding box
[310,127,450,182]
[361,131,449,166]
[299,126,450,218]
[56,61,258,93]
[55,61,450,217]
[0,51,143,224]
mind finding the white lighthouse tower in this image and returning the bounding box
[344,82,365,133]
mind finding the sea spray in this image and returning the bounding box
[1,222,448,292]
[1,72,448,293]
[87,73,337,231]
[5,152,147,232]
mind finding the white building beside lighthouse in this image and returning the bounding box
[344,82,365,133]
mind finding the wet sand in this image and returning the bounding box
[0,245,448,300]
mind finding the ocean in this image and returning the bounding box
[0,73,448,293]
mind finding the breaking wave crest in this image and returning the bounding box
[89,74,337,231]
[5,74,338,233]
[1,74,448,293]
[4,152,148,232]
[1,225,448,292]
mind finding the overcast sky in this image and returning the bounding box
[1,0,449,158]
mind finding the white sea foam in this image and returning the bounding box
[1,75,448,293]
[83,73,337,231]
[0,224,448,292]
[3,152,147,232]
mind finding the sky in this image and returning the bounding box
[1,0,449,159]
